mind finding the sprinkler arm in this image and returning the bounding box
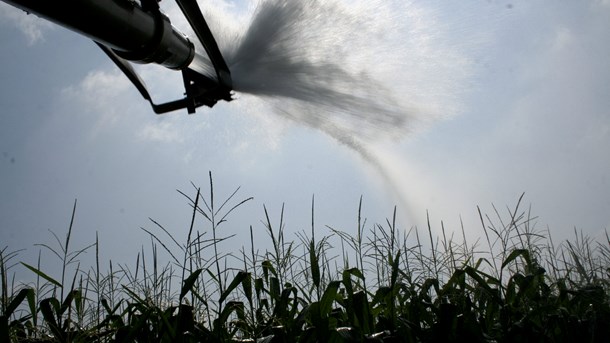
[1,0,233,113]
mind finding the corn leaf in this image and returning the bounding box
[180,269,203,301]
[21,262,61,288]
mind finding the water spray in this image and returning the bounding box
[2,0,233,113]
[4,0,472,227]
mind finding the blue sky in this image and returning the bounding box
[1,0,609,276]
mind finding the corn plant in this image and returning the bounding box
[2,180,609,342]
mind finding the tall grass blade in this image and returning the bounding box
[501,249,529,270]
[309,239,321,294]
[21,262,62,288]
[40,298,63,341]
[218,271,249,305]
[180,268,203,301]
[4,288,32,318]
[320,281,341,316]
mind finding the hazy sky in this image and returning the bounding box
[1,0,609,276]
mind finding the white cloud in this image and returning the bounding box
[60,69,138,135]
[0,2,54,45]
[138,119,186,143]
[354,1,610,243]
[594,0,610,8]
[552,27,573,51]
[471,3,610,237]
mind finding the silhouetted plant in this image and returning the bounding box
[2,181,609,342]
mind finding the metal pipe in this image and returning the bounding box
[2,0,196,70]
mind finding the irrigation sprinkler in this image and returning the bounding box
[1,0,233,113]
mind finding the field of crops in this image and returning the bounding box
[2,180,609,342]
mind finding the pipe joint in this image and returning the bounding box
[114,11,195,70]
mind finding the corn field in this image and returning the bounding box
[2,175,609,342]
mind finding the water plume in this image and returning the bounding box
[189,0,474,221]
[193,0,469,140]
